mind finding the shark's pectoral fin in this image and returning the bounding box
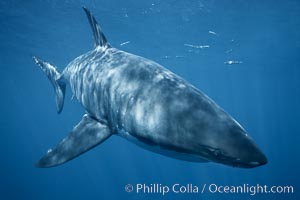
[36,114,111,168]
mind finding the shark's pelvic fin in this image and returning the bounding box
[83,7,110,48]
[33,56,66,113]
[36,114,112,168]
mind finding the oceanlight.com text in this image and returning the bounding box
[124,183,294,196]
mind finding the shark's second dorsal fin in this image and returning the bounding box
[83,7,110,48]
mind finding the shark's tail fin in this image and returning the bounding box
[33,56,66,113]
[83,7,111,48]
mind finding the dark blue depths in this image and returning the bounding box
[0,0,299,199]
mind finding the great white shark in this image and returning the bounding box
[33,8,267,168]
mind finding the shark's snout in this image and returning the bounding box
[202,122,268,168]
[234,142,268,168]
[224,128,268,168]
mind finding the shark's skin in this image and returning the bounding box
[34,8,267,168]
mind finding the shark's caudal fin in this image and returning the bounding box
[83,7,111,48]
[33,57,66,113]
[36,114,112,168]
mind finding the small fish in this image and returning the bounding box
[224,60,243,65]
[184,44,210,49]
[208,30,217,35]
[161,55,184,59]
[120,41,130,46]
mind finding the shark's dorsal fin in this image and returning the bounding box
[83,7,110,48]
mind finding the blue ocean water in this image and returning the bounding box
[0,0,299,199]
